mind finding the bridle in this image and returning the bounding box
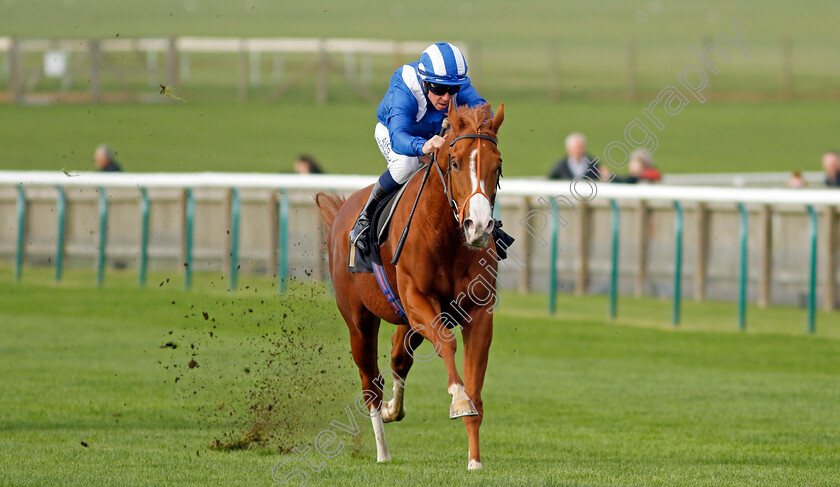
[433,129,499,227]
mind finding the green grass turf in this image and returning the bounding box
[3,0,840,97]
[1,267,839,486]
[2,2,839,178]
[1,99,838,177]
[2,0,838,46]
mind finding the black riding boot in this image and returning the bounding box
[349,180,389,252]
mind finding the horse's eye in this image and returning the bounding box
[451,159,459,171]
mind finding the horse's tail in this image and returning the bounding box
[314,192,346,247]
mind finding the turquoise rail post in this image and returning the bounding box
[55,186,67,282]
[609,199,620,320]
[96,187,108,288]
[229,189,241,292]
[277,190,289,293]
[14,185,25,281]
[139,188,150,287]
[806,205,818,334]
[737,204,748,331]
[548,199,560,315]
[672,201,684,326]
[184,189,195,290]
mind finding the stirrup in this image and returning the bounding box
[350,221,370,251]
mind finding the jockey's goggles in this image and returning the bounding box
[425,82,461,96]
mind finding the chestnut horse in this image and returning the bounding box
[315,102,504,470]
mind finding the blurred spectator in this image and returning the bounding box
[786,170,807,188]
[598,165,612,181]
[613,150,661,184]
[294,154,323,174]
[94,145,121,172]
[548,132,603,180]
[823,151,840,187]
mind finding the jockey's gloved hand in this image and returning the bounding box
[422,135,447,155]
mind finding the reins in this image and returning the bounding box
[389,121,449,265]
[392,122,499,265]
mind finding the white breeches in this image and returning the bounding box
[375,122,421,184]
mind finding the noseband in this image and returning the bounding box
[434,130,499,227]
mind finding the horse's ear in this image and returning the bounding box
[448,101,462,132]
[491,103,505,133]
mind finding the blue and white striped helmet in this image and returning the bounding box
[417,42,469,86]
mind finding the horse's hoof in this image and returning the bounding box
[381,400,405,423]
[468,459,483,470]
[449,398,479,419]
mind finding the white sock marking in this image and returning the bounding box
[370,409,391,462]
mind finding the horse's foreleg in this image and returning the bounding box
[382,324,423,423]
[461,317,493,470]
[440,323,478,420]
[400,284,477,420]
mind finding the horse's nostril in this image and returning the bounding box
[485,219,495,235]
[464,219,475,234]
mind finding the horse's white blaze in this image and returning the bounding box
[469,149,479,193]
[468,459,483,470]
[468,148,487,194]
[370,409,391,462]
[466,194,492,244]
[466,148,492,245]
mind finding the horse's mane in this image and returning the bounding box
[454,104,496,135]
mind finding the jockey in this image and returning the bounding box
[350,42,487,252]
